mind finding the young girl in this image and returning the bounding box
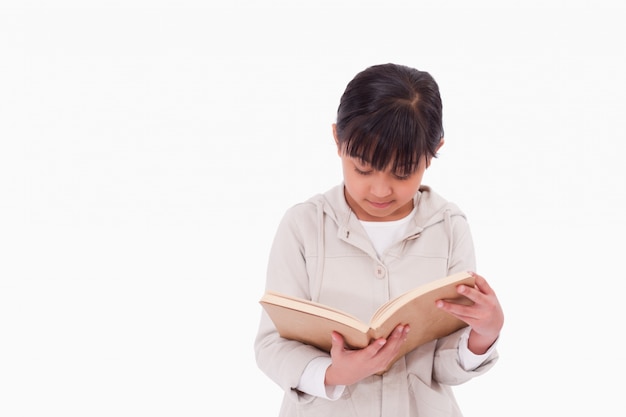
[254,63,504,417]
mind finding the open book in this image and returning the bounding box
[259,271,474,369]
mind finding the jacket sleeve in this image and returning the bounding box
[253,203,329,402]
[432,210,499,384]
[433,329,499,385]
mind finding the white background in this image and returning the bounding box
[1,1,625,416]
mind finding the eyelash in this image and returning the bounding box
[354,168,411,181]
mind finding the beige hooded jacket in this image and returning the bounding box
[254,184,498,417]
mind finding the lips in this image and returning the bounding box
[368,200,393,209]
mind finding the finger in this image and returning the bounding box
[394,324,410,341]
[446,307,480,323]
[381,325,409,352]
[365,337,388,356]
[366,324,407,357]
[436,298,481,322]
[330,331,347,355]
[456,283,483,304]
[472,273,494,295]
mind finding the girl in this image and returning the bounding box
[254,63,504,417]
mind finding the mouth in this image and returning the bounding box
[367,200,393,209]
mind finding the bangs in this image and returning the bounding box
[339,104,434,176]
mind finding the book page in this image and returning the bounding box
[261,291,370,333]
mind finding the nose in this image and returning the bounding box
[370,173,392,198]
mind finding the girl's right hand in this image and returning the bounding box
[324,324,410,386]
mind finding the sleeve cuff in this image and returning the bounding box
[296,357,345,400]
[458,327,498,371]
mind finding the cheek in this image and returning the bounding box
[398,178,423,199]
[344,174,365,195]
[396,185,415,200]
[342,165,363,187]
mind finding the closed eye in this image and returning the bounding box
[393,173,412,180]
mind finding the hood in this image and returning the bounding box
[315,183,466,234]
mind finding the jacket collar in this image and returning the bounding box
[319,183,462,231]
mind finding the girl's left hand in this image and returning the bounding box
[436,271,504,355]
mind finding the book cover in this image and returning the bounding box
[259,271,475,365]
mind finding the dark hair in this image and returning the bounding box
[335,63,444,176]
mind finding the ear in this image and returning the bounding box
[436,137,445,153]
[426,138,445,169]
[332,123,341,156]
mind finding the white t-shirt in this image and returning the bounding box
[360,206,416,257]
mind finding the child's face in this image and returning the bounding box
[339,153,428,222]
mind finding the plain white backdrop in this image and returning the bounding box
[1,1,625,416]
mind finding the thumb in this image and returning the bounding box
[330,331,346,355]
